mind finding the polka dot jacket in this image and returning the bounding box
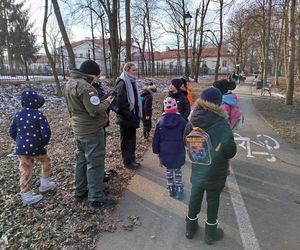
[8,90,51,156]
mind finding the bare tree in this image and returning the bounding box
[125,0,131,62]
[286,0,296,105]
[98,0,119,80]
[43,0,62,96]
[194,0,211,82]
[52,0,75,69]
[214,0,224,81]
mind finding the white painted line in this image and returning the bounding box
[227,170,261,250]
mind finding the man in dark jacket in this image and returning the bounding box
[184,87,236,245]
[115,62,142,169]
[167,78,191,120]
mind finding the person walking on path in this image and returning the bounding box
[167,78,191,120]
[8,90,56,206]
[140,82,157,139]
[213,80,243,130]
[64,60,115,210]
[115,62,142,170]
[184,87,236,244]
[152,97,187,199]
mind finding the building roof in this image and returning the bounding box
[131,47,232,61]
[67,38,139,50]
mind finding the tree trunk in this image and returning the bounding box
[194,0,210,82]
[99,13,108,78]
[214,0,224,81]
[52,0,75,69]
[125,0,131,62]
[191,8,199,79]
[145,1,154,75]
[43,0,62,96]
[286,0,296,105]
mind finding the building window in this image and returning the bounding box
[80,53,83,58]
[222,60,227,68]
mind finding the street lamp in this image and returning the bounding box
[61,46,66,80]
[21,41,29,81]
[184,11,192,26]
[88,44,91,60]
[184,11,192,77]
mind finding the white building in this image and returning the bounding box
[131,47,234,75]
[60,38,139,76]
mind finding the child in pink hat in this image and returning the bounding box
[152,97,187,199]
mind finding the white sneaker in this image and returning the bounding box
[21,191,43,206]
[39,177,56,192]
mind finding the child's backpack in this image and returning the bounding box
[185,127,212,165]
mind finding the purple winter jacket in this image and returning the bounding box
[152,113,187,169]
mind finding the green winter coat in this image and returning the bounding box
[184,98,237,190]
[64,70,110,135]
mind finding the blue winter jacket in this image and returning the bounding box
[152,113,187,169]
[9,90,51,156]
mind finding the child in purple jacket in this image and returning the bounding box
[152,97,187,199]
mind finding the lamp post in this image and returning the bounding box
[21,41,29,81]
[61,46,66,80]
[236,63,240,84]
[184,11,192,77]
[88,44,91,60]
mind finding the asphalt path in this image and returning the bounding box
[96,84,300,250]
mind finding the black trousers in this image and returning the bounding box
[188,185,222,224]
[120,126,137,164]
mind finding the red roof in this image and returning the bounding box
[132,47,231,61]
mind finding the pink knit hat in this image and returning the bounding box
[163,97,178,113]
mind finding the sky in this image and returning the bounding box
[20,0,245,52]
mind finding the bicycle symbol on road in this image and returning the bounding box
[234,133,280,162]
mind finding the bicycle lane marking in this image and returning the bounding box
[227,170,261,250]
[234,133,280,162]
[226,133,280,250]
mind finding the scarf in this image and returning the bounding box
[119,71,143,118]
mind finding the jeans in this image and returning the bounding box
[74,129,106,202]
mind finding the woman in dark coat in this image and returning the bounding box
[115,62,142,170]
[184,87,236,245]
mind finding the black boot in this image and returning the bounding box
[205,220,224,245]
[185,216,198,239]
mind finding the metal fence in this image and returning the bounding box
[0,53,214,82]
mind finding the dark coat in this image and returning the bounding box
[115,78,140,128]
[140,89,153,119]
[140,89,153,132]
[9,90,51,156]
[184,98,236,190]
[167,91,191,120]
[152,113,187,169]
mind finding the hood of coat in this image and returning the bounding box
[160,113,183,129]
[190,98,228,129]
[222,92,238,107]
[21,90,45,109]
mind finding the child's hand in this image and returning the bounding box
[145,116,150,120]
